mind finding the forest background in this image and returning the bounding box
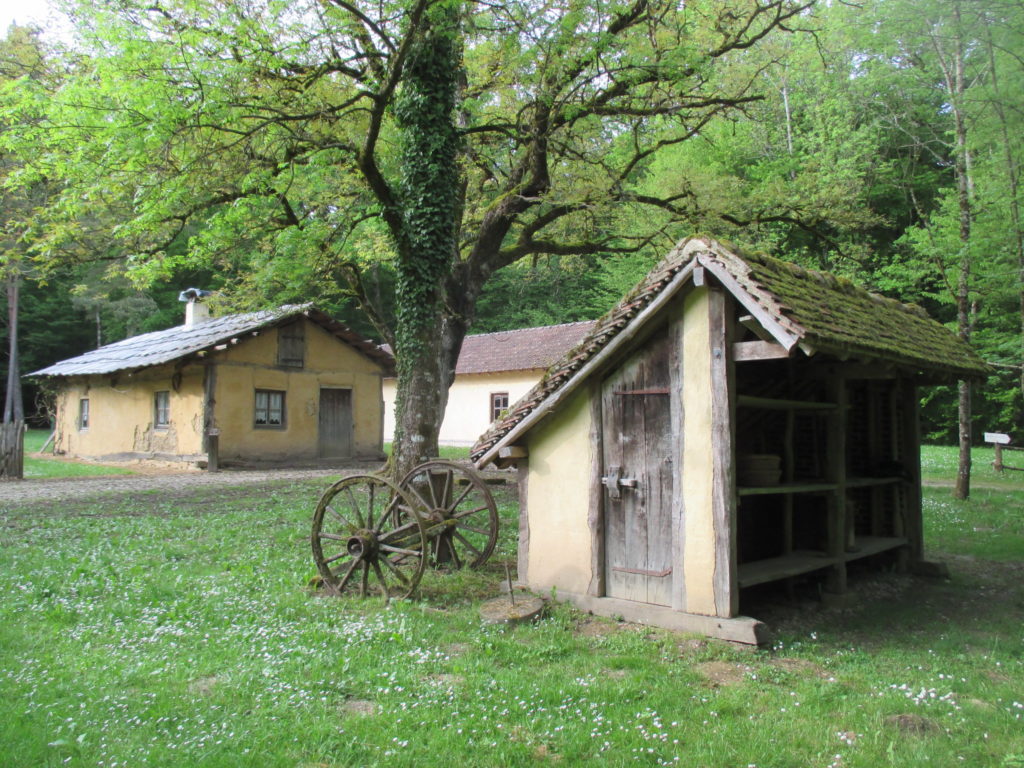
[0,0,1022,461]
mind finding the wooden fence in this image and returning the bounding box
[0,420,25,481]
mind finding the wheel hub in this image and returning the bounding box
[346,530,377,559]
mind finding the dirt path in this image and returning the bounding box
[0,463,384,508]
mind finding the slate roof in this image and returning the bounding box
[471,236,989,466]
[31,304,393,377]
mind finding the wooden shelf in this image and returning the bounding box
[739,482,837,497]
[844,536,907,562]
[738,550,835,588]
[737,395,838,411]
[737,538,908,590]
[845,476,903,488]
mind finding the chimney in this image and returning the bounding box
[178,288,212,327]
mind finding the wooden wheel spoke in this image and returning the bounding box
[455,523,491,536]
[380,544,424,557]
[371,559,389,596]
[381,555,411,585]
[378,519,423,544]
[426,472,442,510]
[406,486,433,516]
[359,561,370,596]
[451,504,489,520]
[344,484,366,528]
[317,532,347,541]
[446,482,475,513]
[366,483,376,530]
[326,503,356,530]
[335,558,361,592]
[447,540,463,570]
[322,549,350,566]
[453,530,483,557]
[441,470,453,510]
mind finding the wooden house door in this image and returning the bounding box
[601,326,674,606]
[318,388,353,458]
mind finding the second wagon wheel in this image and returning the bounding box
[398,460,499,569]
[311,474,427,601]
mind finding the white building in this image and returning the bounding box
[383,321,595,446]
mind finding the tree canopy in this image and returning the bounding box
[1,0,1022,466]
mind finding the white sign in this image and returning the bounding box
[984,432,1011,444]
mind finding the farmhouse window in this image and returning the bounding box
[78,398,90,430]
[490,392,509,422]
[154,390,170,429]
[255,389,286,428]
[278,321,305,368]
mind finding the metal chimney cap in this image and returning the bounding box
[178,288,213,302]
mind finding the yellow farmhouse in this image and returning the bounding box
[472,237,989,644]
[382,321,595,446]
[32,301,392,468]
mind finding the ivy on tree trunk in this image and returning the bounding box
[391,8,461,477]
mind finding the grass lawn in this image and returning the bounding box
[1,448,1022,767]
[20,429,136,479]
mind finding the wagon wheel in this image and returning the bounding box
[311,474,427,601]
[398,460,499,569]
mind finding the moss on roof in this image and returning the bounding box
[471,237,989,464]
[720,247,989,378]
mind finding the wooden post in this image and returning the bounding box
[709,288,737,618]
[0,420,26,481]
[669,304,687,612]
[994,443,1004,473]
[824,376,847,596]
[902,382,924,562]
[202,364,219,471]
[587,382,605,597]
[517,460,530,586]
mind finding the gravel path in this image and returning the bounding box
[0,463,385,507]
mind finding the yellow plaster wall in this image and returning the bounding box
[523,388,595,595]
[213,318,384,461]
[680,287,718,615]
[383,370,542,446]
[53,365,205,460]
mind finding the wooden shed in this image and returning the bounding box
[472,237,988,644]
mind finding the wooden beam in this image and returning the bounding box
[737,315,774,343]
[698,256,801,352]
[709,288,738,618]
[498,445,528,460]
[557,592,770,646]
[517,460,530,585]
[668,303,687,612]
[732,340,791,362]
[693,266,705,286]
[587,382,605,597]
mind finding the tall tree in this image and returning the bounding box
[11,0,814,474]
[0,24,49,423]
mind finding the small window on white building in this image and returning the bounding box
[79,398,90,430]
[255,389,286,428]
[154,390,170,429]
[490,392,509,422]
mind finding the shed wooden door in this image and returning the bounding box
[319,388,353,458]
[601,326,674,606]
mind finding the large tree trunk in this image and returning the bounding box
[3,271,22,424]
[391,314,467,479]
[388,11,461,479]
